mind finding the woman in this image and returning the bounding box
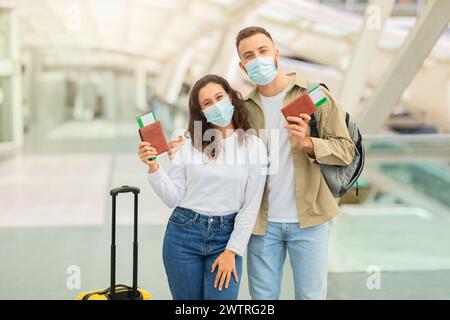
[138,75,267,300]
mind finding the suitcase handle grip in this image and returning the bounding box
[110,185,140,196]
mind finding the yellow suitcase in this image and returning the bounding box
[77,186,151,300]
[77,285,151,300]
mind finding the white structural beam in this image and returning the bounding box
[134,64,147,112]
[448,78,450,123]
[10,9,23,146]
[208,0,264,81]
[225,9,261,83]
[159,0,264,102]
[358,0,450,134]
[164,48,193,105]
[338,0,395,115]
[0,7,24,147]
[209,16,254,80]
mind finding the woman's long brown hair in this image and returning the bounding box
[187,74,251,158]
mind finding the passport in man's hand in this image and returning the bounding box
[138,121,169,156]
[281,93,318,124]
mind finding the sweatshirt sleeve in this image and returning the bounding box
[226,136,268,256]
[147,146,186,208]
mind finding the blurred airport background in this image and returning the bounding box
[0,0,449,299]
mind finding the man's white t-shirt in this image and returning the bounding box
[260,86,299,223]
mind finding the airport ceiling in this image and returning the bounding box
[15,0,260,61]
[6,0,450,67]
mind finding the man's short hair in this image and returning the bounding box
[235,26,274,51]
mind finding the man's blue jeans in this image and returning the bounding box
[247,221,329,300]
[162,207,242,300]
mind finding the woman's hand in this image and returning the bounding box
[138,141,159,173]
[167,135,185,160]
[211,249,239,291]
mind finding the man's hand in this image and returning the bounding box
[211,249,239,291]
[285,114,315,158]
[167,135,185,160]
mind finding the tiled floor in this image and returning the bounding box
[1,120,450,299]
[1,224,450,300]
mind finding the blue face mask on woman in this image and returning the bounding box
[202,96,235,127]
[245,56,278,85]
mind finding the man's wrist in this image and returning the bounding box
[302,136,315,157]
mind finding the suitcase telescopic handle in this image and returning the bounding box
[110,185,140,297]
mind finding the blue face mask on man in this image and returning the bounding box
[244,56,278,85]
[202,96,235,127]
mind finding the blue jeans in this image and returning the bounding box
[247,221,329,300]
[162,207,242,300]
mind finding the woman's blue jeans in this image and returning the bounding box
[162,206,242,300]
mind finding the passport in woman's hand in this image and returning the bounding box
[138,121,169,155]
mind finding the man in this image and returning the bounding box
[236,26,355,300]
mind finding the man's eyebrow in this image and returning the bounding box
[243,45,269,57]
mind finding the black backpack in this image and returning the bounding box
[307,82,365,197]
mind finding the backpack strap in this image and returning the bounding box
[310,114,320,138]
[306,81,325,139]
